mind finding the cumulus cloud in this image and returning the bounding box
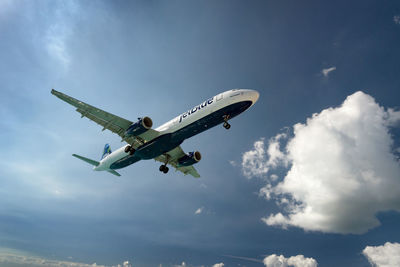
[243,91,400,234]
[263,254,317,267]
[321,66,336,77]
[212,263,224,267]
[394,15,400,25]
[363,242,400,267]
[242,134,288,179]
[242,138,269,178]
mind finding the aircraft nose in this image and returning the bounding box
[249,90,259,105]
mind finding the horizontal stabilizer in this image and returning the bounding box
[107,169,121,176]
[72,154,99,166]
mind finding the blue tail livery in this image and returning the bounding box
[102,144,112,159]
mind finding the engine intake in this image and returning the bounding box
[124,116,153,137]
[177,151,202,167]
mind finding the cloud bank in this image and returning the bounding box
[363,242,400,267]
[263,254,317,267]
[0,251,132,267]
[242,91,400,234]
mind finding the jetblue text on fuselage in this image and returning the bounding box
[179,98,214,123]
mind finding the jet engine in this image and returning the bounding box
[124,117,153,137]
[177,151,202,167]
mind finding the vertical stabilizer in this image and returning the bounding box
[101,144,112,159]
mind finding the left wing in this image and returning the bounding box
[155,146,200,178]
[51,89,159,147]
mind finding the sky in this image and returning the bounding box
[1,0,400,266]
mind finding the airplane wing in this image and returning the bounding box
[51,89,160,147]
[155,146,200,178]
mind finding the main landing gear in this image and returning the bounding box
[124,145,135,155]
[223,115,231,130]
[159,164,169,174]
[159,154,170,174]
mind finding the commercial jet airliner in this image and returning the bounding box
[51,89,259,177]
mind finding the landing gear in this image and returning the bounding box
[223,115,231,130]
[124,145,135,155]
[159,154,170,174]
[159,164,169,174]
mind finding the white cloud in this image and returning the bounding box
[212,263,224,267]
[243,91,400,234]
[394,15,400,25]
[363,242,400,267]
[263,254,317,267]
[195,207,204,215]
[321,66,336,77]
[270,174,279,181]
[242,135,288,179]
[0,252,98,267]
[174,262,186,267]
[242,138,269,178]
[266,133,288,168]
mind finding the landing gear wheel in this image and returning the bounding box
[159,165,169,174]
[163,166,169,174]
[223,122,231,129]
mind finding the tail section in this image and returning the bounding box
[72,153,121,176]
[101,144,112,159]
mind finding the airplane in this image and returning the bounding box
[51,89,259,178]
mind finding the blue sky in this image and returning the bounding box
[1,1,400,266]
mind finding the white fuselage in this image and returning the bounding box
[94,89,259,171]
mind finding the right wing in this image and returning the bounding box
[51,89,159,148]
[155,146,200,178]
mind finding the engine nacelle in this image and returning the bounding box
[177,151,202,167]
[124,117,153,137]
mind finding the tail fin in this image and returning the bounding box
[101,144,112,159]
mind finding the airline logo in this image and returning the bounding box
[179,98,214,123]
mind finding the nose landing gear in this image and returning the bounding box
[223,115,231,129]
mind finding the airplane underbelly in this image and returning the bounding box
[135,133,183,160]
